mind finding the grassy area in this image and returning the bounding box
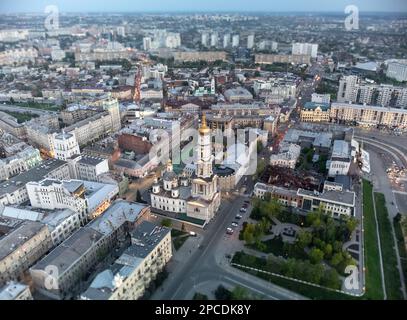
[171,229,189,251]
[2,111,38,123]
[374,192,403,299]
[232,251,349,299]
[234,264,356,300]
[250,235,308,260]
[362,179,385,300]
[15,102,61,111]
[393,214,407,291]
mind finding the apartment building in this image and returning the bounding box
[0,159,70,206]
[0,220,52,286]
[29,200,149,300]
[80,221,172,300]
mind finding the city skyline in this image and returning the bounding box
[1,0,407,13]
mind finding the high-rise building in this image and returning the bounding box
[337,75,407,108]
[223,34,231,48]
[210,33,218,47]
[337,75,360,103]
[201,33,209,47]
[232,34,240,48]
[142,37,151,51]
[292,42,318,58]
[247,34,255,49]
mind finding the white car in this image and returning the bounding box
[226,227,234,235]
[231,222,239,227]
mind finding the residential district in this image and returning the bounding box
[0,11,406,301]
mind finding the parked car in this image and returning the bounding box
[235,214,243,219]
[226,227,234,235]
[231,222,239,227]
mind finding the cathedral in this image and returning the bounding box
[150,113,221,224]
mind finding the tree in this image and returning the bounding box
[330,252,344,267]
[135,189,142,202]
[214,285,231,300]
[296,230,313,249]
[265,197,283,220]
[309,248,324,264]
[323,243,333,260]
[231,286,250,300]
[345,217,358,235]
[243,223,256,245]
[161,218,172,228]
[321,269,341,290]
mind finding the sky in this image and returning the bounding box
[0,0,407,13]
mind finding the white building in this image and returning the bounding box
[223,34,231,48]
[232,35,240,48]
[26,179,88,218]
[143,37,152,51]
[292,42,318,58]
[311,93,331,104]
[75,156,109,182]
[247,34,255,49]
[53,130,81,161]
[386,60,407,82]
[0,159,70,206]
[201,33,209,47]
[270,143,301,169]
[328,140,351,177]
[211,33,218,47]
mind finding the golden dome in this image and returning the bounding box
[199,113,211,134]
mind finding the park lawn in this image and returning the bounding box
[362,179,385,300]
[2,111,38,123]
[15,102,61,111]
[374,192,403,299]
[231,252,355,300]
[393,215,407,290]
[171,229,189,251]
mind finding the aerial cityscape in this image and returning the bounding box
[0,0,407,306]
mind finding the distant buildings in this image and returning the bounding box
[224,87,253,102]
[255,54,311,65]
[0,48,38,66]
[300,101,407,128]
[300,102,331,123]
[311,93,331,104]
[173,51,227,62]
[337,75,407,108]
[232,35,240,48]
[386,60,407,82]
[330,102,407,128]
[292,42,318,58]
[247,34,255,49]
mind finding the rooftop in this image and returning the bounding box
[0,282,30,300]
[0,221,46,261]
[0,159,67,196]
